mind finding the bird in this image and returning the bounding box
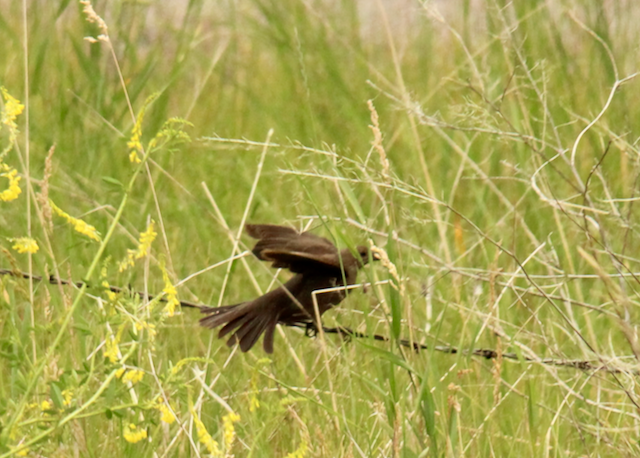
[199,224,377,353]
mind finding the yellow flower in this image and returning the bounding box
[40,400,52,411]
[129,150,142,163]
[127,93,159,163]
[191,407,221,456]
[62,389,73,407]
[123,423,147,444]
[135,321,157,339]
[14,445,28,457]
[118,220,156,272]
[249,358,269,412]
[1,87,24,131]
[169,358,189,376]
[121,369,145,384]
[117,257,134,273]
[104,335,120,363]
[249,395,260,412]
[102,280,117,301]
[157,401,176,424]
[137,221,156,258]
[147,117,193,151]
[50,200,101,241]
[160,259,179,317]
[162,283,178,317]
[0,167,21,202]
[286,439,309,458]
[10,237,38,254]
[128,123,143,163]
[222,412,240,450]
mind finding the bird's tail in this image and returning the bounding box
[199,302,279,353]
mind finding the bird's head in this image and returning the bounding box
[356,245,381,266]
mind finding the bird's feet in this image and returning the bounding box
[305,322,319,337]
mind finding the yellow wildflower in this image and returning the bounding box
[191,407,221,456]
[102,280,117,301]
[147,117,193,151]
[10,237,38,254]
[14,445,28,457]
[249,358,269,412]
[50,200,101,241]
[115,367,126,379]
[163,282,178,317]
[249,395,260,412]
[118,220,156,272]
[222,412,240,450]
[128,120,143,163]
[129,150,142,164]
[1,87,24,132]
[127,93,159,163]
[123,423,147,444]
[100,262,117,300]
[167,357,212,378]
[121,369,145,385]
[134,320,157,339]
[286,439,309,458]
[160,259,179,317]
[62,389,73,407]
[40,400,52,411]
[0,167,21,201]
[157,401,176,424]
[148,323,157,339]
[169,358,189,376]
[137,221,156,258]
[117,258,133,273]
[104,335,120,363]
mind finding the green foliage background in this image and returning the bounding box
[0,0,640,456]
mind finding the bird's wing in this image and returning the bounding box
[260,248,345,274]
[246,224,305,261]
[246,224,335,248]
[245,224,299,241]
[246,224,342,274]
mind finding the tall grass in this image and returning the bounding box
[1,0,640,456]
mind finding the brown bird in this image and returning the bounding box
[200,224,377,353]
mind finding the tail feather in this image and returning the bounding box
[200,303,247,329]
[200,303,243,316]
[218,314,251,339]
[199,301,278,353]
[236,314,270,352]
[262,314,279,354]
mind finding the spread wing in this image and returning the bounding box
[245,224,343,274]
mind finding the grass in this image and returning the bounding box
[1,0,640,456]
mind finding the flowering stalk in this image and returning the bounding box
[2,122,157,445]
